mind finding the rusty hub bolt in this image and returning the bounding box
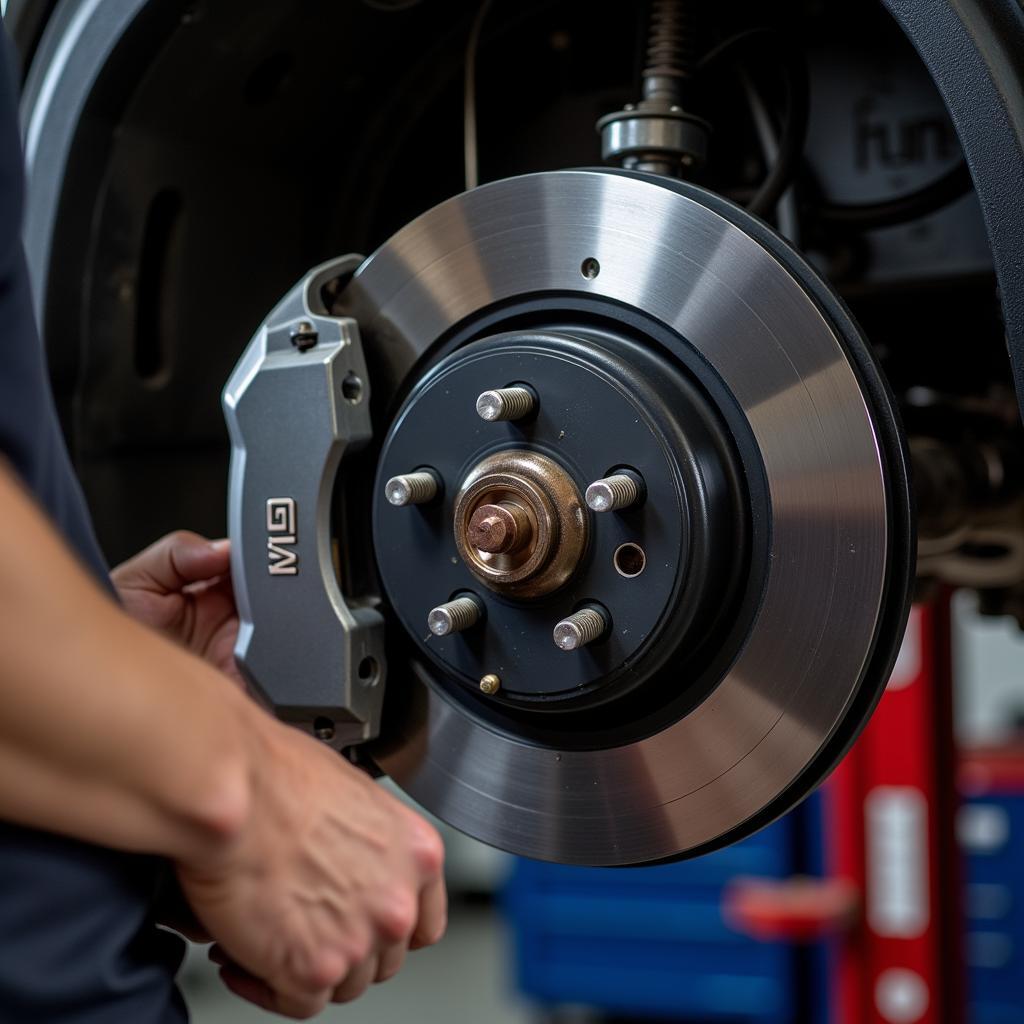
[453,450,588,599]
[467,501,531,554]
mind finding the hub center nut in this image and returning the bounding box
[467,501,529,554]
[454,450,588,599]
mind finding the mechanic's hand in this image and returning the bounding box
[176,717,447,1018]
[111,531,240,682]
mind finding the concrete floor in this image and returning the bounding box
[179,903,534,1024]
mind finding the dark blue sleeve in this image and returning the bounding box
[0,28,188,1024]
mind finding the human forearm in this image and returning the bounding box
[0,462,448,1015]
[0,463,256,862]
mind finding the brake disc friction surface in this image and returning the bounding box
[346,170,911,865]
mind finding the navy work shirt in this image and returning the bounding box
[0,29,187,1023]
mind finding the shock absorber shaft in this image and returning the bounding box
[642,0,696,104]
[596,0,708,177]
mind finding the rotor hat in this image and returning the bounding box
[372,328,748,710]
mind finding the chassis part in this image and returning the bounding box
[225,170,914,864]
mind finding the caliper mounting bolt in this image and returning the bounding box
[428,595,484,637]
[385,470,439,507]
[476,386,535,422]
[553,606,609,651]
[289,319,319,352]
[585,472,642,513]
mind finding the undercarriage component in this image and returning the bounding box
[223,256,386,746]
[914,434,1024,592]
[225,169,913,864]
[597,0,709,175]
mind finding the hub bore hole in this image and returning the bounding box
[342,372,364,404]
[358,656,380,685]
[614,542,646,578]
[580,256,601,280]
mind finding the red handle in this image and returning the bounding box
[723,876,860,942]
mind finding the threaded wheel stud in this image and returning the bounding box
[553,607,609,651]
[476,386,535,422]
[585,473,642,512]
[428,595,483,637]
[385,470,439,507]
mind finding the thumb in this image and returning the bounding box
[113,532,231,593]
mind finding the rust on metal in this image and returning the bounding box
[453,450,588,598]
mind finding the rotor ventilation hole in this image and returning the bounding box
[580,257,601,280]
[614,542,646,578]
[342,372,364,403]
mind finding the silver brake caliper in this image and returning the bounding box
[223,255,385,748]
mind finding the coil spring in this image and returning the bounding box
[642,0,696,86]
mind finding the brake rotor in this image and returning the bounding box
[223,168,912,866]
[338,169,913,866]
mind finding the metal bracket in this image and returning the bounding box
[223,254,385,748]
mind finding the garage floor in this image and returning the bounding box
[179,902,533,1023]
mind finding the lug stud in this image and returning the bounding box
[585,473,641,512]
[476,386,535,422]
[479,673,501,695]
[553,606,608,651]
[385,470,439,507]
[428,595,483,637]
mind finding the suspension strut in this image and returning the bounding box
[596,0,709,176]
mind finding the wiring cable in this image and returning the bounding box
[740,69,800,243]
[813,160,973,231]
[464,0,493,191]
[696,28,810,218]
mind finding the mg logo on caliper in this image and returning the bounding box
[266,497,298,575]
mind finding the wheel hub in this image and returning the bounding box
[372,328,749,710]
[453,448,587,599]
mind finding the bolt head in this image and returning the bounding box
[479,673,501,695]
[468,503,518,553]
[290,320,318,352]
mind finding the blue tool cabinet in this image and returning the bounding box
[504,803,820,1022]
[505,790,1024,1022]
[961,792,1024,1024]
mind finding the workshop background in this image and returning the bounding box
[8,0,1024,1021]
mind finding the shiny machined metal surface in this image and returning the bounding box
[347,170,890,865]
